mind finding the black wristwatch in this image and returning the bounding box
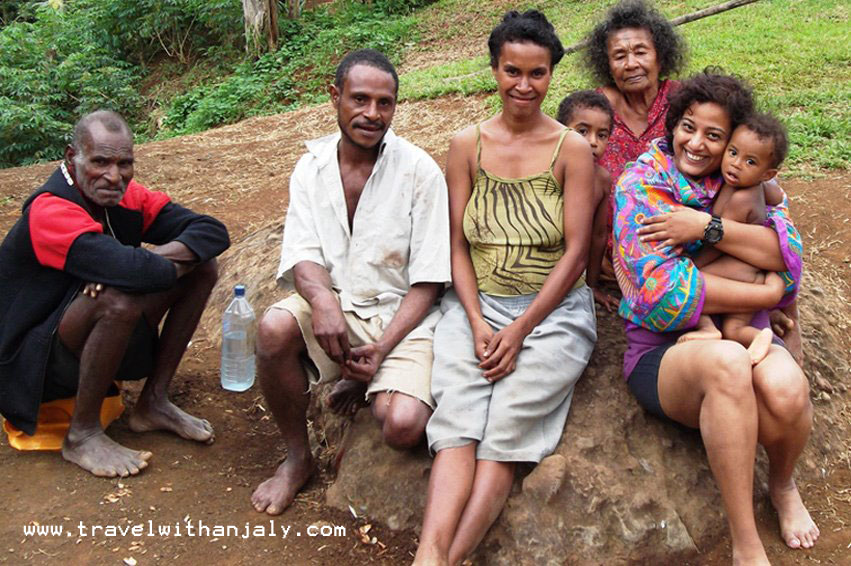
[702,214,724,245]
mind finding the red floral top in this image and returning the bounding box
[596,79,679,254]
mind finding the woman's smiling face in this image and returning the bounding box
[671,102,731,179]
[493,41,553,115]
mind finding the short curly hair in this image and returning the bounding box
[335,48,398,94]
[583,0,685,87]
[664,68,755,147]
[488,10,564,69]
[739,112,789,168]
[556,90,614,127]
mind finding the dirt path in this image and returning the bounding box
[0,96,848,564]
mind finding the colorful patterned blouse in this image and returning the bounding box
[613,138,802,334]
[597,79,678,255]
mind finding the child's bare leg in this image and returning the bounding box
[688,251,762,345]
[722,314,774,365]
[700,254,761,284]
[678,314,723,343]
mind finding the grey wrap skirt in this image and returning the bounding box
[427,286,597,463]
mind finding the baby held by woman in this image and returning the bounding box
[680,112,790,364]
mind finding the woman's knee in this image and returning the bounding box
[701,342,754,397]
[754,355,811,423]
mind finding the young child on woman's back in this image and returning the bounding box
[681,112,788,364]
[557,90,619,311]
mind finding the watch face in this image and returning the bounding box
[704,217,723,244]
[703,220,724,244]
[707,227,722,242]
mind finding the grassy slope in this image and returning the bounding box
[399,0,850,173]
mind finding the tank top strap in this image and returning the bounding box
[475,124,482,170]
[549,128,571,170]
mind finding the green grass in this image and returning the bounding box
[399,0,850,172]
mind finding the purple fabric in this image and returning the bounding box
[623,311,773,378]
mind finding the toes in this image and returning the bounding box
[252,498,268,513]
[786,537,801,549]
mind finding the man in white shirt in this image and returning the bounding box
[251,49,451,515]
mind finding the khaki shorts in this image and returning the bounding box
[267,293,435,409]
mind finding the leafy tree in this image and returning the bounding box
[0,2,140,167]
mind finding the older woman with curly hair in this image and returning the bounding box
[585,0,685,183]
[614,69,818,564]
[583,0,685,271]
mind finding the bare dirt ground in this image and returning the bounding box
[0,92,849,565]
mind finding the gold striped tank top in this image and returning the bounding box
[463,125,585,296]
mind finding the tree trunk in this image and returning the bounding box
[285,0,302,19]
[243,0,278,56]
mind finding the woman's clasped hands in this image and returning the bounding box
[471,317,529,382]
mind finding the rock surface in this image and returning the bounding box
[318,282,848,563]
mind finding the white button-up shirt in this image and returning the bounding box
[277,129,451,332]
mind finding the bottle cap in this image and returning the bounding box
[234,284,246,297]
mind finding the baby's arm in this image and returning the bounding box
[763,178,784,207]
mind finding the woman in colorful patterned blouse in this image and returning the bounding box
[414,10,596,565]
[614,70,819,564]
[583,0,685,267]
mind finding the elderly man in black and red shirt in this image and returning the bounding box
[0,110,229,477]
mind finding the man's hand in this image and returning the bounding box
[638,207,711,249]
[770,308,804,366]
[312,294,350,364]
[342,343,388,383]
[478,320,529,382]
[82,282,104,299]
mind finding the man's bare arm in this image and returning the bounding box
[293,260,350,363]
[344,282,442,382]
[150,241,199,278]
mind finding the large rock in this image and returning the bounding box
[320,279,848,563]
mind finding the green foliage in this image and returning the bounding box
[0,3,141,167]
[159,0,426,136]
[0,0,430,167]
[89,0,243,66]
[0,1,33,26]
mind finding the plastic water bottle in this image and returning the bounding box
[221,284,255,392]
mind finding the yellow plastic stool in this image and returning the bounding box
[3,393,125,451]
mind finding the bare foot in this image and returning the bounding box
[251,456,314,515]
[412,543,450,566]
[770,479,819,549]
[128,398,214,444]
[748,328,774,365]
[326,380,368,416]
[731,547,770,566]
[678,315,722,344]
[62,429,152,478]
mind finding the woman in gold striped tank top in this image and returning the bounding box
[415,10,598,565]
